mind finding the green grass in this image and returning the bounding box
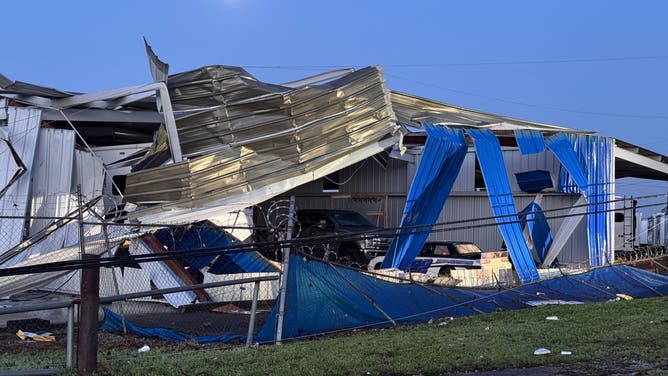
[1,296,667,375]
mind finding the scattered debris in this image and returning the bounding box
[16,330,55,342]
[545,316,559,321]
[561,351,572,355]
[616,293,633,301]
[525,300,584,306]
[534,348,551,355]
[138,345,150,353]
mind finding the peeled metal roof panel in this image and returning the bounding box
[125,66,398,211]
[391,91,585,133]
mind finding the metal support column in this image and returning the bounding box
[246,280,261,348]
[275,196,295,344]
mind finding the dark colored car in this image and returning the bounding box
[296,209,390,266]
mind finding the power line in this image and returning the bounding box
[384,72,668,120]
[242,54,668,70]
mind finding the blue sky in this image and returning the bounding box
[3,0,668,210]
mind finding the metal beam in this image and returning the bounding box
[615,145,668,178]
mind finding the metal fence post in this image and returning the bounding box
[275,195,295,344]
[66,303,75,369]
[246,280,261,347]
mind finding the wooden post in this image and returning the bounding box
[77,254,100,375]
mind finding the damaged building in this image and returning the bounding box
[1,42,668,342]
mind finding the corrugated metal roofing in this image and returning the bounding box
[125,66,398,212]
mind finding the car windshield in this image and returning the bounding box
[331,212,374,227]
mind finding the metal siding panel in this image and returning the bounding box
[29,129,76,235]
[0,107,41,255]
[73,150,105,212]
[452,152,475,191]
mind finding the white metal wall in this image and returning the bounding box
[0,107,42,255]
[29,128,76,235]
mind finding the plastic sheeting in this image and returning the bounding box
[381,125,467,270]
[546,133,614,266]
[519,202,553,263]
[514,129,546,154]
[153,221,276,274]
[468,129,539,282]
[102,256,668,343]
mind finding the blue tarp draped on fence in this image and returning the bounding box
[255,256,668,342]
[514,129,546,154]
[546,133,614,266]
[381,125,467,270]
[468,129,539,282]
[153,221,277,274]
[519,202,553,263]
[102,256,668,343]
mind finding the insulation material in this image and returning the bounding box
[381,125,468,270]
[0,107,42,256]
[468,129,539,282]
[29,128,75,235]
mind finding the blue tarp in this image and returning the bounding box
[102,308,244,344]
[153,221,276,274]
[102,256,668,344]
[514,129,546,154]
[546,133,614,266]
[468,129,539,282]
[255,256,668,342]
[381,125,467,270]
[519,202,553,263]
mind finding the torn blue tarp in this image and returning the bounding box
[519,202,553,264]
[381,125,467,270]
[154,221,277,274]
[103,256,668,343]
[546,133,614,266]
[514,129,546,154]
[468,129,539,282]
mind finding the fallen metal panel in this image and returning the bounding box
[129,236,196,308]
[0,107,42,256]
[0,234,130,298]
[29,128,76,236]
